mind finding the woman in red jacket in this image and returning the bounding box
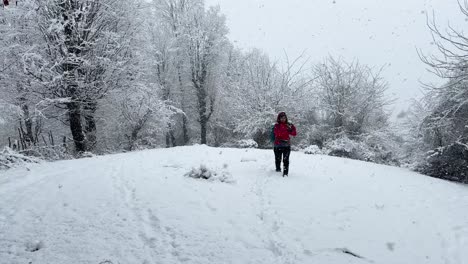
[273,112,297,176]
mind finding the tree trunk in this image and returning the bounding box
[20,103,35,145]
[165,125,177,148]
[170,129,177,147]
[17,81,35,145]
[60,0,86,153]
[182,114,189,145]
[176,65,190,145]
[84,101,97,151]
[198,90,208,145]
[67,102,86,153]
[193,59,210,145]
[165,133,171,148]
[129,128,139,151]
[200,117,207,144]
[160,79,177,148]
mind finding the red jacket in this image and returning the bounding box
[274,122,297,146]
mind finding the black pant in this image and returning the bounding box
[274,146,291,174]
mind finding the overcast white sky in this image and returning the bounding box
[204,0,467,114]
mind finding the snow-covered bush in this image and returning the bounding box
[79,152,95,158]
[303,124,329,148]
[20,145,72,161]
[25,240,44,252]
[324,135,367,160]
[418,142,468,183]
[359,130,401,166]
[323,133,399,165]
[185,164,234,183]
[414,5,468,183]
[303,145,323,155]
[98,261,114,264]
[0,147,41,170]
[221,139,258,149]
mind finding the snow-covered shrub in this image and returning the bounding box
[79,152,95,158]
[303,145,323,155]
[99,261,114,264]
[25,240,44,252]
[324,135,367,159]
[359,130,401,166]
[418,142,468,183]
[221,139,258,149]
[323,132,399,165]
[0,147,41,170]
[303,124,329,148]
[21,145,72,161]
[185,164,234,183]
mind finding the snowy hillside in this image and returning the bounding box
[1,145,467,264]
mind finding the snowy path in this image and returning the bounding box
[1,145,467,264]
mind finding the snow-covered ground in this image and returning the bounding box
[1,145,467,264]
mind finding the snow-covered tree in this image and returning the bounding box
[0,1,45,148]
[27,0,134,152]
[215,48,314,148]
[182,4,229,144]
[417,2,468,182]
[313,56,391,137]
